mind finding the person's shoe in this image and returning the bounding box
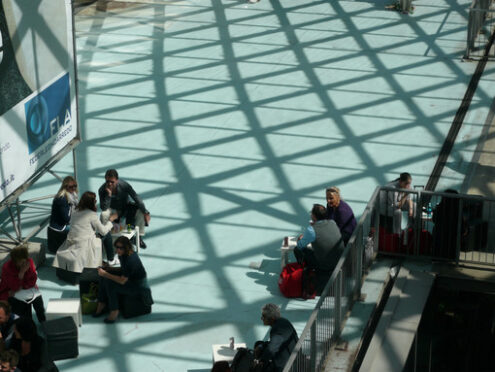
[108,257,120,266]
[93,311,105,318]
[104,317,116,324]
[139,238,147,249]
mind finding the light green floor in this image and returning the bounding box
[16,0,495,370]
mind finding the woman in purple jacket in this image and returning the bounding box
[326,186,357,245]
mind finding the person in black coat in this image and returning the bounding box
[94,236,148,324]
[254,304,298,372]
[47,176,78,253]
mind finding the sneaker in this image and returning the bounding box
[139,238,147,249]
[108,257,120,266]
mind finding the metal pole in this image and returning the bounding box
[7,206,20,241]
[310,322,316,372]
[456,199,463,265]
[72,148,78,183]
[335,271,342,339]
[15,198,22,240]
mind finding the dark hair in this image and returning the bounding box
[10,245,29,265]
[114,236,134,256]
[105,169,119,179]
[311,204,327,221]
[0,301,11,316]
[444,189,458,194]
[397,172,411,182]
[77,191,97,212]
[211,361,231,372]
[0,349,18,366]
[14,317,37,342]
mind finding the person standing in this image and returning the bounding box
[380,172,415,234]
[98,169,150,249]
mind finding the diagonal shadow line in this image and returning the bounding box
[11,1,71,78]
[76,2,470,92]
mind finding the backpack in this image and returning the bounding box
[231,347,255,372]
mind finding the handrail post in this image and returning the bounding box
[455,199,463,265]
[335,270,342,339]
[310,322,317,372]
[355,231,363,300]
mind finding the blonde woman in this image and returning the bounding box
[325,186,356,245]
[47,176,78,253]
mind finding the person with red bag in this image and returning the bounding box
[294,204,345,294]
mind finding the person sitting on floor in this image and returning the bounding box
[94,236,149,324]
[254,303,298,372]
[294,204,345,294]
[47,176,78,253]
[53,191,118,278]
[0,246,45,323]
[325,186,357,245]
[99,169,151,249]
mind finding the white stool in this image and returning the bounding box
[212,343,246,363]
[46,299,82,327]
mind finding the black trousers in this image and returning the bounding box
[101,233,114,261]
[8,296,46,322]
[97,273,143,311]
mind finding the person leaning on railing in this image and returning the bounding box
[379,172,415,234]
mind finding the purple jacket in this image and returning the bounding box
[326,200,357,241]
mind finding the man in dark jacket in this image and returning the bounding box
[98,169,151,249]
[294,204,345,293]
[255,303,298,372]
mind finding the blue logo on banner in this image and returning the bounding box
[25,73,71,154]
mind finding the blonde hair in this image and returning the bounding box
[326,186,340,196]
[56,176,77,200]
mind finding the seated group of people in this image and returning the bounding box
[293,186,357,294]
[0,168,150,327]
[210,189,358,372]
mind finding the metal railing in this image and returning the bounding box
[282,188,379,372]
[377,187,495,266]
[282,186,495,372]
[466,0,495,59]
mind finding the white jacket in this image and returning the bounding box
[53,209,112,273]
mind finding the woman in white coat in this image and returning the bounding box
[53,191,117,274]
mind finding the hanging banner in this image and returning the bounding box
[0,0,79,203]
